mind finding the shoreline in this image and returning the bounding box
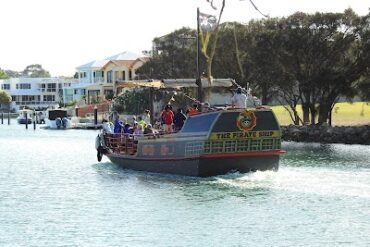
[281,124,370,145]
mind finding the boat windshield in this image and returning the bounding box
[181,112,219,133]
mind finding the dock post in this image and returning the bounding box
[8,112,10,125]
[75,105,79,117]
[94,105,98,127]
[33,110,36,130]
[25,113,28,129]
[1,112,3,124]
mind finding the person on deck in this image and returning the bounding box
[161,105,174,133]
[142,109,151,125]
[187,103,199,116]
[137,116,146,128]
[173,108,187,131]
[202,102,211,113]
[113,115,124,133]
[102,119,113,133]
[231,87,247,108]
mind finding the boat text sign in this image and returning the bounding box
[209,131,281,140]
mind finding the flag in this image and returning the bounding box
[198,11,217,56]
[199,12,217,32]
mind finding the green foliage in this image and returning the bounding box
[0,69,9,79]
[23,64,51,78]
[112,89,150,114]
[137,27,198,79]
[142,8,369,126]
[0,90,12,104]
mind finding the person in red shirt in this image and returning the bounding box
[187,103,199,116]
[161,105,174,133]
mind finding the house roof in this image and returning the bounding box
[104,51,147,60]
[161,78,234,88]
[115,78,234,89]
[76,60,109,70]
[76,51,149,71]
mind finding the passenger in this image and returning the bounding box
[173,108,187,131]
[142,109,151,125]
[130,115,137,126]
[123,123,133,134]
[231,87,247,108]
[113,115,124,133]
[161,104,174,133]
[133,122,144,137]
[187,103,199,116]
[144,123,158,138]
[137,116,146,128]
[102,119,113,133]
[202,102,211,113]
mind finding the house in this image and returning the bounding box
[0,77,76,112]
[71,51,149,104]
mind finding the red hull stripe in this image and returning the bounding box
[108,150,286,161]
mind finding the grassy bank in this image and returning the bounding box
[271,102,370,126]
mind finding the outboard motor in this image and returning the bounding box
[55,117,62,129]
[62,117,68,129]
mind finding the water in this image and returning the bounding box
[1,121,370,247]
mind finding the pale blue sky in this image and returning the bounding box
[0,0,368,77]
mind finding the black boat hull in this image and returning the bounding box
[106,154,279,177]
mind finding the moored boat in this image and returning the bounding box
[17,109,33,124]
[96,107,285,177]
[44,109,72,129]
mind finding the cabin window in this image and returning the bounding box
[185,141,204,156]
[211,141,224,153]
[225,140,237,152]
[181,112,218,133]
[237,140,249,152]
[261,139,274,150]
[250,140,260,151]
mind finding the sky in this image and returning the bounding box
[0,0,369,77]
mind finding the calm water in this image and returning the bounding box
[1,121,370,247]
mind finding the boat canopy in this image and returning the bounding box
[48,109,67,120]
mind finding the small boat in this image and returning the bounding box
[17,109,33,124]
[95,107,285,177]
[44,109,72,129]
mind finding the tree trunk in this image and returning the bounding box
[318,103,330,124]
[309,104,316,125]
[302,103,310,125]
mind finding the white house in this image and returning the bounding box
[71,51,149,104]
[0,77,76,112]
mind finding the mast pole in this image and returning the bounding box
[196,8,203,106]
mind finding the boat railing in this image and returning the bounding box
[103,132,157,155]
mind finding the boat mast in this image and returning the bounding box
[196,8,203,105]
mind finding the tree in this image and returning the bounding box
[0,90,12,109]
[137,28,198,79]
[0,68,9,79]
[23,64,51,78]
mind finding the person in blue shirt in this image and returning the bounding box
[113,115,124,133]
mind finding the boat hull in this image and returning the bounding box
[17,118,32,124]
[106,153,279,177]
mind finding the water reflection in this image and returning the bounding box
[282,142,370,169]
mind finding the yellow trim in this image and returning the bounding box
[209,131,281,140]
